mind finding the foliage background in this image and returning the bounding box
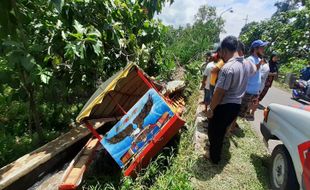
[1,0,306,189]
[239,0,310,76]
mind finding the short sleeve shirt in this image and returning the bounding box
[216,56,256,105]
[269,61,278,73]
[260,63,270,92]
[210,59,224,86]
[246,55,262,95]
[203,62,215,89]
[300,67,310,81]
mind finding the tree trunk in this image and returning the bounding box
[28,112,32,135]
[29,88,43,142]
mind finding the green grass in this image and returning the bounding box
[191,119,270,190]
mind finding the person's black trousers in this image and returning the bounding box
[207,103,241,164]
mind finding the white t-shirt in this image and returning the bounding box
[260,63,270,92]
[203,62,215,89]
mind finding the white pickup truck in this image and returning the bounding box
[260,103,310,190]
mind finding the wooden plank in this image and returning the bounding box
[59,138,100,190]
[0,118,116,190]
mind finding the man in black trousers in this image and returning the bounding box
[206,36,256,164]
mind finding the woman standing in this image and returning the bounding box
[259,52,279,101]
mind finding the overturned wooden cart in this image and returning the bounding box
[59,63,185,189]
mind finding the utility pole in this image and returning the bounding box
[243,15,249,25]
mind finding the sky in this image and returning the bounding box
[156,0,277,40]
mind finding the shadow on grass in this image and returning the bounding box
[229,122,245,148]
[192,140,231,181]
[232,126,245,139]
[250,154,270,189]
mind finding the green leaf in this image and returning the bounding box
[73,20,85,34]
[52,55,62,65]
[61,31,67,40]
[87,28,101,38]
[129,34,136,42]
[144,20,150,28]
[68,33,83,39]
[93,41,102,56]
[50,0,64,12]
[40,70,52,84]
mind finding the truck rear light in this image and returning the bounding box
[263,108,270,122]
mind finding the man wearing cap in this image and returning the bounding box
[239,40,269,121]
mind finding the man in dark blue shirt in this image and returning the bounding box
[300,61,310,81]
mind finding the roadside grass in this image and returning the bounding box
[83,89,270,190]
[192,118,270,190]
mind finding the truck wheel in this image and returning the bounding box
[270,145,299,190]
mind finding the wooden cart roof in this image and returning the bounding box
[76,63,162,123]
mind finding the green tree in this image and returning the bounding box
[163,5,224,66]
[239,0,310,75]
[0,0,172,142]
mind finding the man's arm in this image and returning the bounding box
[256,59,266,70]
[206,87,226,118]
[201,75,207,90]
[206,67,233,118]
[247,57,261,71]
[201,65,209,89]
[268,72,277,76]
[210,87,226,110]
[211,66,220,74]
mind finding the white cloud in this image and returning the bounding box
[155,0,206,27]
[156,0,277,40]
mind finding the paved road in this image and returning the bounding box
[249,86,309,150]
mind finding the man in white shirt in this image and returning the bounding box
[201,59,216,111]
[260,61,270,93]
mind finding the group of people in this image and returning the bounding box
[200,36,279,164]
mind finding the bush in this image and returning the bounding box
[184,61,202,97]
[279,58,308,76]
